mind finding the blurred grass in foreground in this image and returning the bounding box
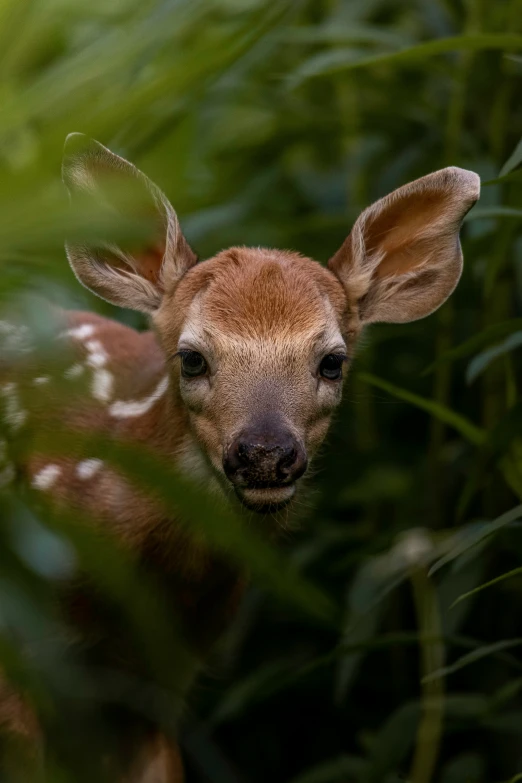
[1,0,522,780]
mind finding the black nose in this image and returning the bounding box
[224,427,307,488]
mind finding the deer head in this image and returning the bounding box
[63,135,480,513]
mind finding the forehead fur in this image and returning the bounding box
[156,247,347,345]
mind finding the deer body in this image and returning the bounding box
[0,134,480,781]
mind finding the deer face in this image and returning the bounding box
[154,248,347,510]
[62,134,480,513]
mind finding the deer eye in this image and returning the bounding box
[179,350,207,378]
[319,354,345,381]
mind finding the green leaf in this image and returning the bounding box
[424,320,522,374]
[209,659,298,725]
[288,755,367,783]
[500,137,522,177]
[359,372,485,445]
[437,556,485,637]
[488,677,522,712]
[485,711,522,737]
[282,23,411,48]
[287,34,522,88]
[466,332,522,384]
[451,567,522,608]
[483,169,522,186]
[429,505,522,575]
[444,694,489,718]
[440,753,484,783]
[422,640,522,683]
[363,702,420,783]
[465,206,522,221]
[453,405,522,517]
[335,603,382,702]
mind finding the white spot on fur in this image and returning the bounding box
[81,337,114,403]
[1,383,27,430]
[64,363,85,380]
[33,376,50,386]
[61,325,114,403]
[92,369,114,402]
[85,339,108,369]
[32,464,61,491]
[61,324,95,341]
[109,376,169,419]
[76,458,103,480]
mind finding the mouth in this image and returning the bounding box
[234,484,296,513]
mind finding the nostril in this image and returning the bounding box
[277,447,297,477]
[223,440,248,479]
[236,441,249,462]
[277,446,308,483]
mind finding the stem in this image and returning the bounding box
[409,567,445,783]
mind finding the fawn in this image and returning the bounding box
[0,134,480,781]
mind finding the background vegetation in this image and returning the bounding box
[1,0,522,780]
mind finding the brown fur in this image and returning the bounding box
[0,136,480,781]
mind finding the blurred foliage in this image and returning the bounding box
[1,0,522,780]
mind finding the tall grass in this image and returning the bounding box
[0,0,522,780]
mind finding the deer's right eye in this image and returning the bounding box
[179,350,207,378]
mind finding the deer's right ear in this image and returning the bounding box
[62,133,196,313]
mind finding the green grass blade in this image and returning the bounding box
[466,332,522,385]
[422,639,522,683]
[429,505,522,575]
[359,372,486,445]
[499,137,522,177]
[451,568,522,609]
[287,34,522,88]
[423,320,522,374]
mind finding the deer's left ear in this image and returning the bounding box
[328,167,480,324]
[62,133,196,313]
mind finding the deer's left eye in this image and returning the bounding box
[179,350,207,378]
[319,354,345,381]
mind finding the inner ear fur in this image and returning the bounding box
[62,133,196,313]
[328,166,480,325]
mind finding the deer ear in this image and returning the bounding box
[328,167,480,325]
[62,133,196,313]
